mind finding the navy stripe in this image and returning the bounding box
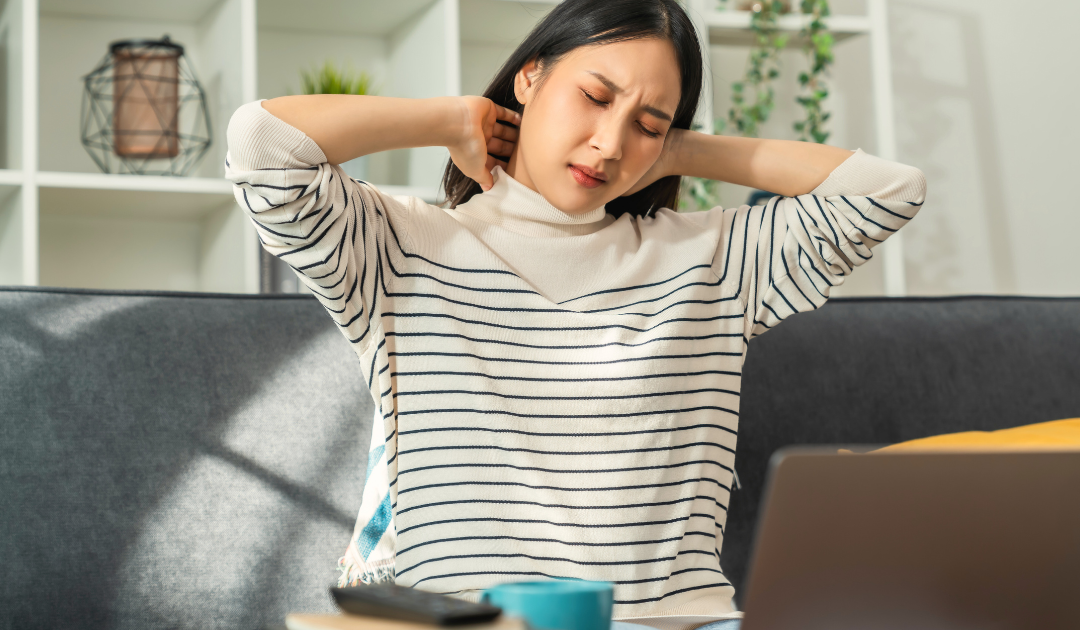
[397,551,677,577]
[386,330,741,352]
[417,567,727,593]
[385,311,741,334]
[868,196,914,220]
[397,442,735,460]
[840,195,897,233]
[398,422,738,438]
[395,405,739,420]
[396,495,728,517]
[396,514,715,537]
[411,570,625,589]
[396,476,731,497]
[616,581,732,605]
[394,387,740,402]
[390,369,742,383]
[398,533,686,557]
[388,350,742,367]
[396,459,735,481]
[558,264,714,304]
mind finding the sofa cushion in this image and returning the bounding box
[0,287,375,630]
[876,418,1080,451]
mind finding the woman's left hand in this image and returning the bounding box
[621,128,686,196]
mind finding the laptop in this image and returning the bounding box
[739,448,1080,630]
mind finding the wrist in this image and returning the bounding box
[663,128,694,179]
[417,96,468,149]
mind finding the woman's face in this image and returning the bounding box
[506,38,682,215]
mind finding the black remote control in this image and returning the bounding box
[330,584,503,626]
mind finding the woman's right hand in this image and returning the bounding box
[447,96,522,191]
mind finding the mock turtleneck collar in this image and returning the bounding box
[450,164,613,238]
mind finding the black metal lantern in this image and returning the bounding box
[80,36,212,176]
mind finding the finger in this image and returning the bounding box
[486,137,515,156]
[492,122,519,141]
[495,104,522,126]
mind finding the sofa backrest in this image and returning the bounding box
[0,287,374,630]
[727,295,1080,603]
[3,288,1078,627]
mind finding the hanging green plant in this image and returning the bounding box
[727,0,789,139]
[793,0,834,143]
[680,1,788,212]
[677,118,728,212]
[678,1,836,212]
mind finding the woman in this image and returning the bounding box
[225,1,926,628]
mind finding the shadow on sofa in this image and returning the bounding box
[2,286,1078,630]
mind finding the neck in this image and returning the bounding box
[504,146,535,193]
[451,164,611,238]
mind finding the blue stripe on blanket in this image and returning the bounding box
[359,494,393,560]
[366,443,386,481]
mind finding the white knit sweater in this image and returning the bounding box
[225,99,927,630]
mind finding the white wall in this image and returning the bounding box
[710,0,1079,297]
[890,0,1080,296]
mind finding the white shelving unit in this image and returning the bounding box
[688,0,905,295]
[0,0,903,295]
[0,0,467,293]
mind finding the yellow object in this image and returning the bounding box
[876,418,1080,452]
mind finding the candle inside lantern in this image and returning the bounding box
[112,39,181,159]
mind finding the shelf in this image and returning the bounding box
[257,0,435,37]
[35,171,439,216]
[38,206,247,292]
[705,10,870,47]
[40,0,223,23]
[36,172,233,220]
[38,0,240,179]
[39,187,234,222]
[0,169,22,186]
[36,171,232,194]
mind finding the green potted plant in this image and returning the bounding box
[296,60,377,181]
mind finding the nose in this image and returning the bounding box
[590,118,623,161]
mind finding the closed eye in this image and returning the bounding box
[583,89,661,139]
[582,89,607,105]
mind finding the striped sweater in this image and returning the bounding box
[225,99,927,630]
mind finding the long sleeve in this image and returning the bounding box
[717,148,927,339]
[226,99,406,585]
[224,99,411,355]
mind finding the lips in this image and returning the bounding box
[569,164,607,189]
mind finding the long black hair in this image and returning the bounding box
[440,0,704,218]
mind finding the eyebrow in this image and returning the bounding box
[586,71,673,122]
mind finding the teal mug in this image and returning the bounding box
[481,580,614,630]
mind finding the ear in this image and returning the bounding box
[513,59,540,106]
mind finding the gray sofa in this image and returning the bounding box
[2,286,1079,630]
